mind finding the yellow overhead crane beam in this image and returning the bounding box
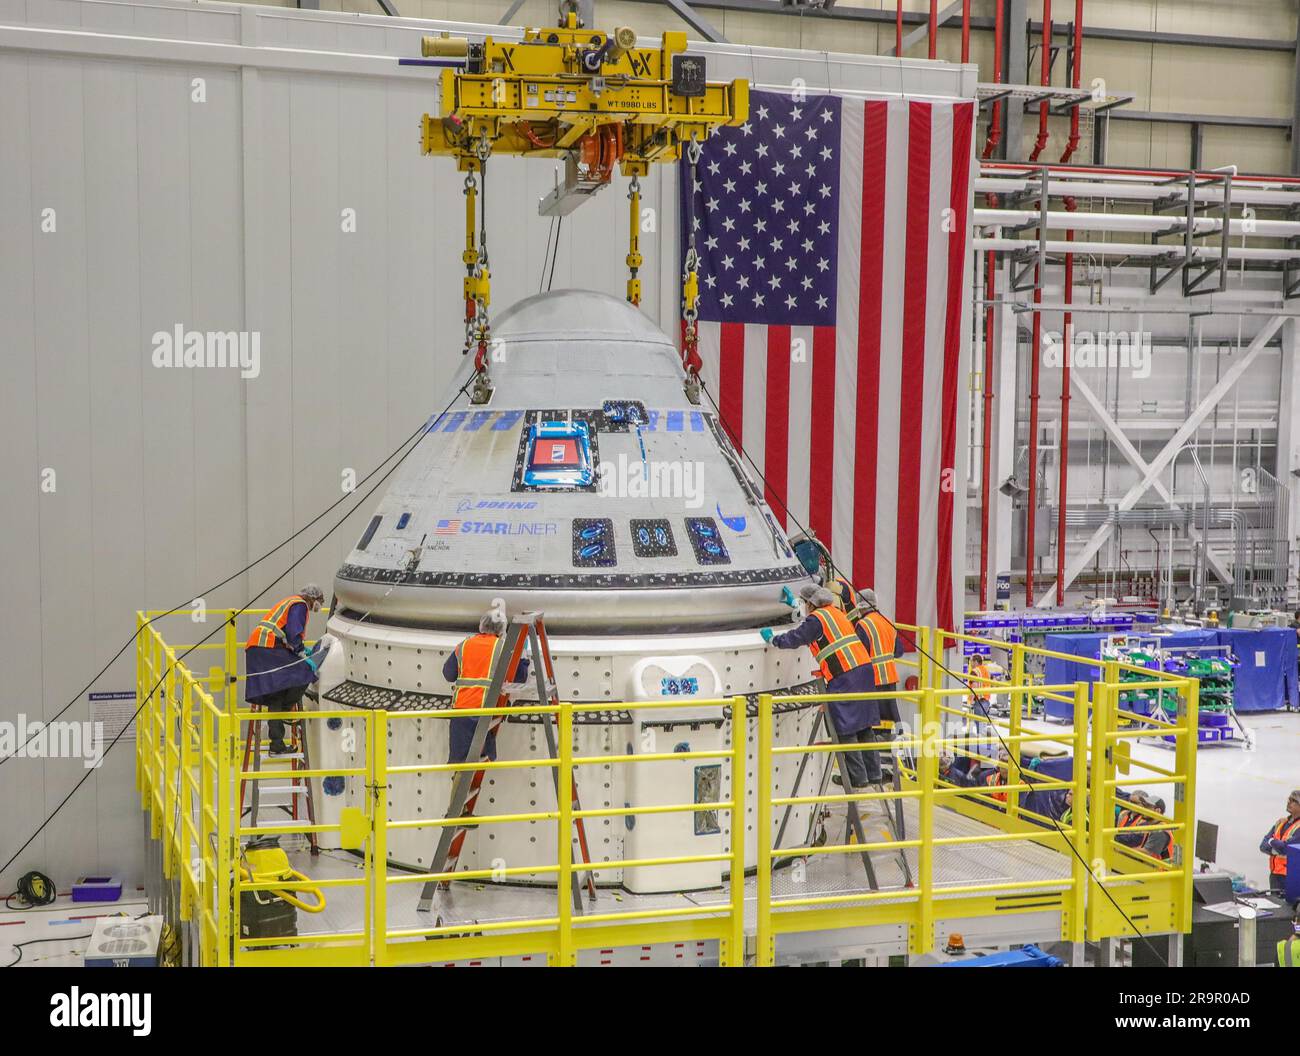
[419,24,748,175]
[415,11,747,404]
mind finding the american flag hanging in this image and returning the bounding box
[681,90,976,632]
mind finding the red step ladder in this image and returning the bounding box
[239,697,318,854]
[418,612,597,913]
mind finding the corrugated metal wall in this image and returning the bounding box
[0,0,973,889]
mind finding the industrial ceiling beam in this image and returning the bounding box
[621,1,1296,53]
[662,0,728,43]
[1038,314,1287,605]
[498,0,527,25]
[1030,20,1293,54]
[1070,376,1175,506]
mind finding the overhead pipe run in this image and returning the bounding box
[974,174,1300,210]
[974,236,1300,264]
[974,207,1300,239]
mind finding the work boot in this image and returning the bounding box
[268,740,292,756]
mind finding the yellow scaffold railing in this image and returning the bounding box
[134,609,1196,967]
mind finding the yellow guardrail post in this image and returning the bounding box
[1068,681,1089,942]
[1173,676,1198,934]
[371,710,386,966]
[178,676,194,924]
[1086,677,1111,941]
[556,702,575,966]
[1100,658,1122,880]
[916,683,938,956]
[135,614,145,797]
[161,651,177,862]
[1010,640,1026,718]
[1006,643,1025,822]
[216,708,233,967]
[756,693,774,966]
[199,683,214,965]
[727,696,746,967]
[224,612,238,710]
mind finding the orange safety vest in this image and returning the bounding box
[855,610,898,685]
[1268,817,1300,876]
[246,595,307,650]
[985,769,1008,803]
[1117,810,1146,841]
[807,606,871,682]
[969,661,993,702]
[451,633,506,710]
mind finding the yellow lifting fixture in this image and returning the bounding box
[415,5,748,401]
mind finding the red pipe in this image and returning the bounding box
[1055,0,1082,607]
[929,0,938,60]
[1028,0,1052,161]
[961,0,971,63]
[897,1,903,56]
[981,2,1004,159]
[1057,3,1084,165]
[980,250,997,608]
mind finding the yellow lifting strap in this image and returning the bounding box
[626,174,642,305]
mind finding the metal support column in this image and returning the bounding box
[1005,0,1030,161]
[1292,29,1300,175]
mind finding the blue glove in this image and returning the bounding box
[780,586,797,608]
[1270,838,1289,853]
[760,628,775,643]
[303,653,318,674]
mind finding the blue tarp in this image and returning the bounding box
[1217,627,1299,712]
[1040,627,1297,716]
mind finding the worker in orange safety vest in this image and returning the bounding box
[441,611,530,765]
[1260,790,1300,894]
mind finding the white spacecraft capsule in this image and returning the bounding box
[314,290,829,893]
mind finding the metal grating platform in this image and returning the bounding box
[274,796,1073,963]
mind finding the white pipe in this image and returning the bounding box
[974,236,1300,263]
[974,207,1300,239]
[974,176,1300,209]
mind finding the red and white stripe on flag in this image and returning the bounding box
[694,97,976,632]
